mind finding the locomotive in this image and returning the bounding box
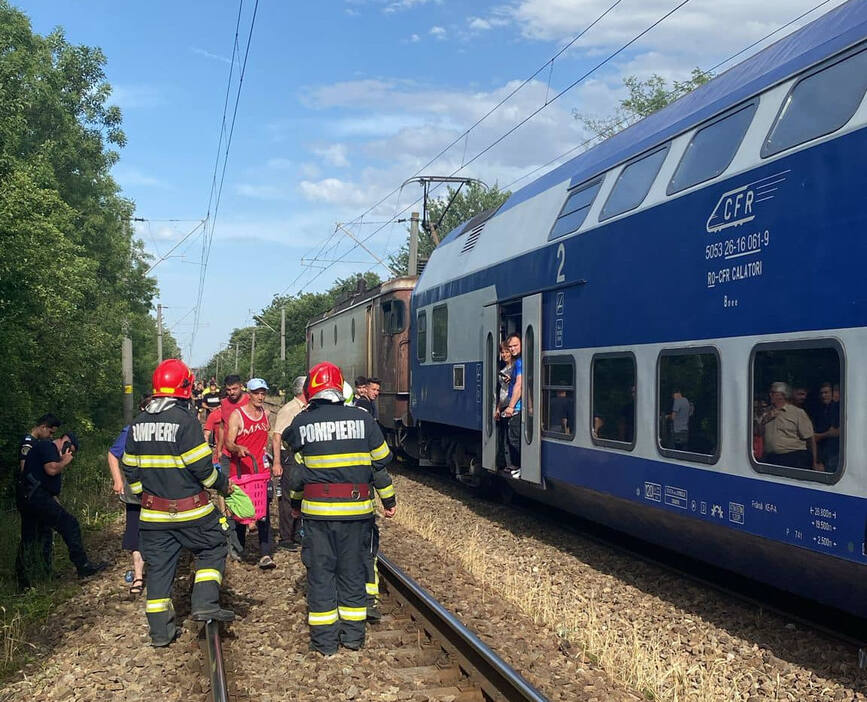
[309,0,867,617]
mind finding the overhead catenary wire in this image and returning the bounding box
[287,0,695,296]
[189,0,260,357]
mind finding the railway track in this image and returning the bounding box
[199,550,548,702]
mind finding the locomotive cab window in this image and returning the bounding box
[657,348,720,463]
[542,357,575,440]
[432,304,448,361]
[417,310,427,362]
[591,353,636,449]
[600,145,669,221]
[751,341,843,484]
[549,178,603,241]
[381,300,405,334]
[668,102,757,194]
[762,48,867,158]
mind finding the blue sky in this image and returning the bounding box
[20,0,845,365]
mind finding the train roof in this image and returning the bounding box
[307,276,416,328]
[439,0,867,246]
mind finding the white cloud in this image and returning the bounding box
[468,17,492,30]
[312,143,351,168]
[191,46,232,65]
[429,25,446,39]
[298,177,381,207]
[114,167,168,188]
[110,84,164,110]
[410,33,421,42]
[384,0,441,13]
[236,183,288,200]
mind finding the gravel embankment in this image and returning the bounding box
[0,504,635,701]
[385,468,867,701]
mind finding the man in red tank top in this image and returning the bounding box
[217,375,249,460]
[224,378,275,569]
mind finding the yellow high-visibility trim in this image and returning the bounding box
[146,598,172,613]
[338,606,367,621]
[129,481,143,494]
[181,442,212,465]
[370,441,390,460]
[123,453,185,469]
[376,484,395,499]
[202,468,219,488]
[294,453,303,464]
[289,490,304,500]
[141,502,215,523]
[308,609,339,626]
[365,582,379,596]
[303,452,371,469]
[301,499,374,517]
[194,568,222,585]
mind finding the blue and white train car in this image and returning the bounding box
[409,0,867,616]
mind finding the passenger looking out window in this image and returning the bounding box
[757,382,818,470]
[811,382,840,472]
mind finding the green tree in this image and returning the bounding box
[389,182,511,275]
[201,273,381,393]
[574,68,711,139]
[0,2,165,462]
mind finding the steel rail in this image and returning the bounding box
[202,619,230,702]
[377,553,548,702]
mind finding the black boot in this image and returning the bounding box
[191,608,235,622]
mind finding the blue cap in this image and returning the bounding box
[247,378,269,392]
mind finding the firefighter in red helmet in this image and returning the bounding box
[122,359,236,646]
[283,361,395,655]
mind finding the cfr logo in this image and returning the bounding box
[705,170,789,234]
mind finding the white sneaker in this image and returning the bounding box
[258,555,276,570]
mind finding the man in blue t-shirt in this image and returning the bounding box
[503,334,523,477]
[15,432,106,589]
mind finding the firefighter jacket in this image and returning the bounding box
[123,398,230,529]
[283,400,395,520]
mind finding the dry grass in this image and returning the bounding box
[391,479,758,701]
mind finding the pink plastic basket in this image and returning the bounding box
[229,455,270,525]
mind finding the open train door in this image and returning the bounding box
[481,303,499,472]
[521,294,542,485]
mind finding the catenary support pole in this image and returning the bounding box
[157,303,163,363]
[122,324,133,425]
[408,211,420,277]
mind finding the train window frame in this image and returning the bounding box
[381,299,406,335]
[417,310,427,363]
[453,364,465,390]
[667,101,758,195]
[655,347,721,465]
[541,355,576,442]
[599,144,669,222]
[590,351,637,451]
[431,304,448,361]
[748,338,845,485]
[548,177,603,241]
[761,46,867,159]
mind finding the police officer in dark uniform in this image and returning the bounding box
[123,359,236,647]
[284,361,395,656]
[15,430,107,589]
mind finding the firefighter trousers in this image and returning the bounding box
[301,518,369,653]
[139,515,228,645]
[364,521,380,608]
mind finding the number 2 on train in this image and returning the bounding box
[556,243,566,283]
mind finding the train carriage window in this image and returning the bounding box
[657,348,720,463]
[485,333,494,438]
[319,329,323,347]
[381,300,406,334]
[417,311,427,362]
[751,341,843,484]
[549,178,603,240]
[600,145,669,221]
[668,102,757,194]
[591,353,636,449]
[334,324,337,344]
[351,317,356,343]
[432,305,448,361]
[763,48,867,158]
[542,357,575,440]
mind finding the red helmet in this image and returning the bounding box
[152,359,195,399]
[304,362,344,402]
